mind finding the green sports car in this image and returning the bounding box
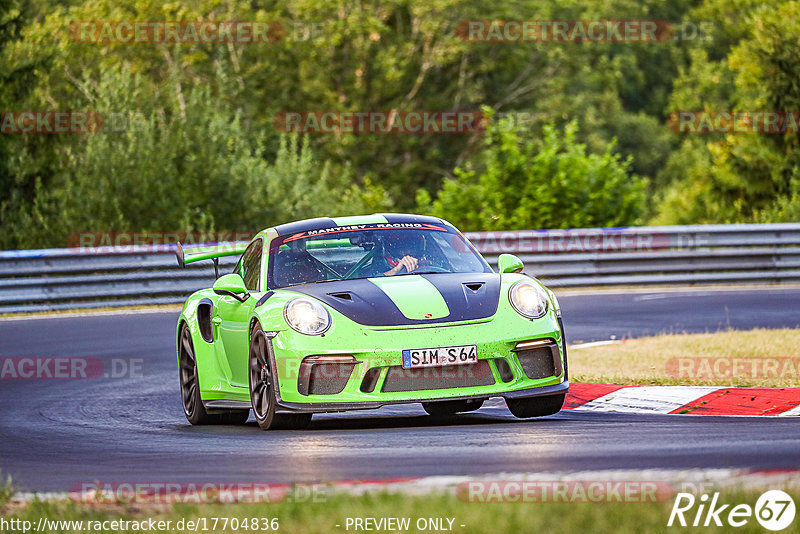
[175,213,568,430]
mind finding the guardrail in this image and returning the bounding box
[1,223,798,313]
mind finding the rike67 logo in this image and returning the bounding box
[668,490,796,531]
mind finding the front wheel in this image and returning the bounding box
[249,323,313,431]
[506,393,565,418]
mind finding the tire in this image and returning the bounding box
[249,323,279,430]
[506,393,565,418]
[179,323,250,425]
[249,323,313,431]
[423,399,484,417]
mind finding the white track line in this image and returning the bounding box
[555,284,800,296]
[574,386,720,414]
[779,404,800,417]
[569,340,622,350]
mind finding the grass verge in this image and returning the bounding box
[3,489,800,533]
[0,473,12,508]
[571,328,800,386]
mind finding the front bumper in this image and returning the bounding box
[267,305,567,412]
[275,382,569,413]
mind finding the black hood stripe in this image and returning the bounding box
[284,273,500,326]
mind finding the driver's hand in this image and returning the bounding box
[385,255,418,276]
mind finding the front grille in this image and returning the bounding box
[381,360,495,393]
[298,356,356,395]
[495,358,515,382]
[514,341,561,380]
[360,367,381,393]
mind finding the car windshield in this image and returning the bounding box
[268,223,491,288]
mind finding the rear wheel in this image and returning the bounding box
[249,323,313,431]
[423,399,484,417]
[506,393,565,418]
[179,323,249,425]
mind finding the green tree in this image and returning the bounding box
[2,0,695,216]
[418,110,646,230]
[0,68,390,249]
[0,0,44,218]
[653,0,800,224]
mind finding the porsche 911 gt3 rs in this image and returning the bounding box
[175,213,568,430]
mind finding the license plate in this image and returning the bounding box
[401,345,478,369]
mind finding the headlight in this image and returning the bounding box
[284,297,331,335]
[509,280,549,319]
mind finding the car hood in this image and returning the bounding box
[283,273,501,326]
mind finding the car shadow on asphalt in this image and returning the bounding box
[171,408,570,434]
[257,412,568,432]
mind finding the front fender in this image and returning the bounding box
[177,290,233,399]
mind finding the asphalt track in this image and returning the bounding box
[1,287,799,492]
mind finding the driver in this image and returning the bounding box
[274,240,324,286]
[382,232,425,276]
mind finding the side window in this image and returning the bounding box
[240,239,263,291]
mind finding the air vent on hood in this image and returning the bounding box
[464,282,485,292]
[329,291,353,301]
